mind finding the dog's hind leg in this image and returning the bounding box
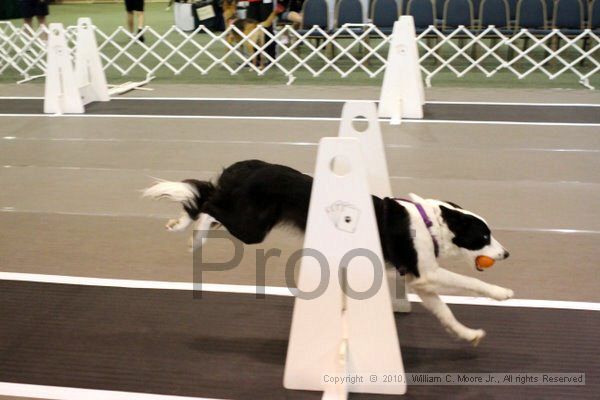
[166,212,193,232]
[427,268,514,301]
[189,213,221,251]
[411,285,486,346]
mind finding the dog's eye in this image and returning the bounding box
[483,235,490,240]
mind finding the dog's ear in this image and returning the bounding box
[444,201,463,209]
[439,205,492,250]
[439,205,469,229]
[408,193,426,203]
[440,205,458,219]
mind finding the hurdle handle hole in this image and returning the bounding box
[352,115,369,133]
[330,156,352,176]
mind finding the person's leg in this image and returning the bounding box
[136,11,144,30]
[23,18,34,29]
[21,0,35,31]
[127,12,134,32]
[36,15,47,40]
[34,0,49,39]
[135,0,145,42]
[35,0,49,26]
[258,1,275,63]
[135,11,145,42]
[124,0,134,31]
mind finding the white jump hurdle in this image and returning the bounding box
[284,134,406,397]
[74,18,110,107]
[44,19,109,114]
[379,16,425,124]
[44,23,84,114]
[44,17,153,114]
[337,102,411,313]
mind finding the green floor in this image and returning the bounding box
[5,3,175,33]
[1,3,599,89]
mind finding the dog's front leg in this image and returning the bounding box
[411,285,486,346]
[429,268,514,301]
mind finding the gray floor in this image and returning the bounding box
[0,84,599,399]
[1,281,598,400]
[3,98,600,123]
[3,83,600,102]
[1,87,599,302]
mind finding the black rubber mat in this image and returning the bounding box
[1,98,599,124]
[0,280,598,399]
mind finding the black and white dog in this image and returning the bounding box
[144,159,514,345]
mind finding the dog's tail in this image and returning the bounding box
[143,179,215,220]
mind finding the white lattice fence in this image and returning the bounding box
[416,25,600,89]
[1,21,598,88]
[0,22,49,80]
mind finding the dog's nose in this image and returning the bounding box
[503,250,510,259]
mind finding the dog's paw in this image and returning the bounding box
[166,219,179,231]
[490,286,514,301]
[467,329,486,346]
[166,218,186,232]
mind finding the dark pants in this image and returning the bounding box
[124,0,144,12]
[20,0,49,19]
[246,1,276,61]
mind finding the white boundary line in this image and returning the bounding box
[4,164,600,184]
[1,113,599,127]
[0,96,45,100]
[3,136,600,153]
[0,206,600,234]
[0,96,365,103]
[1,272,598,311]
[4,165,599,190]
[1,96,599,107]
[0,382,226,400]
[428,101,600,107]
[2,208,600,234]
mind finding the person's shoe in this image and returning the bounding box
[137,28,145,43]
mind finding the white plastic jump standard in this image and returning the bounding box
[75,18,109,105]
[379,16,426,123]
[337,102,411,313]
[44,18,109,114]
[284,137,406,399]
[44,23,84,114]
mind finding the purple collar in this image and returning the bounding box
[394,198,440,257]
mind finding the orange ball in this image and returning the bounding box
[476,256,495,269]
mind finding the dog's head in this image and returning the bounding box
[411,193,510,271]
